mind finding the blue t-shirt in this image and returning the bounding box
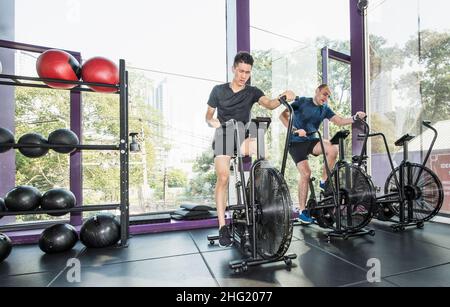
[290,96,336,143]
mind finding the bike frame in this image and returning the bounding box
[306,118,374,237]
[367,120,438,226]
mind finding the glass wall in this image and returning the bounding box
[326,57,352,159]
[250,0,351,203]
[368,0,450,218]
[0,0,226,224]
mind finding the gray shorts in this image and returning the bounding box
[212,125,249,157]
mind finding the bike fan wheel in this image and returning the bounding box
[249,163,294,260]
[384,163,443,222]
[324,163,376,231]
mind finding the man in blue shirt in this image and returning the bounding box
[279,84,365,224]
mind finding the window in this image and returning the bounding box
[250,0,351,203]
[1,0,226,225]
[368,0,450,218]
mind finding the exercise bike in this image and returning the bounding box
[305,118,376,240]
[207,97,297,273]
[367,120,444,231]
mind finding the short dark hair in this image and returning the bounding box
[317,83,331,94]
[233,51,254,67]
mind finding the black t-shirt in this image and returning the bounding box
[207,83,265,125]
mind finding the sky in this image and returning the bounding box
[250,0,350,51]
[369,0,450,114]
[13,0,227,170]
[369,0,450,46]
[14,0,227,80]
[13,0,450,71]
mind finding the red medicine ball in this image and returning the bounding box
[81,57,119,93]
[36,49,81,89]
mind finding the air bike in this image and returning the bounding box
[305,117,377,240]
[207,96,296,273]
[368,120,444,231]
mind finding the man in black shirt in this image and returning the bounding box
[205,51,295,246]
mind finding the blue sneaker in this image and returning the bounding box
[319,180,326,190]
[298,210,314,224]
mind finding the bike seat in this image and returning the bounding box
[251,117,271,129]
[330,130,350,145]
[394,133,415,147]
[352,155,368,163]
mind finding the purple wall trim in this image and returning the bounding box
[5,208,299,244]
[236,0,250,52]
[0,1,16,223]
[70,54,83,226]
[328,49,351,64]
[70,91,83,226]
[321,47,352,139]
[321,47,330,138]
[129,218,219,235]
[5,218,220,245]
[0,49,16,201]
[349,0,366,155]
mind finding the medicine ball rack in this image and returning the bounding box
[0,57,131,247]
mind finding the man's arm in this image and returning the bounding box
[330,111,366,126]
[205,106,221,128]
[279,109,289,128]
[258,96,280,110]
[258,90,296,110]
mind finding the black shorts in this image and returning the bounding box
[288,140,320,164]
[212,125,251,157]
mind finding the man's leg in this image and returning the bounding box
[214,155,234,246]
[240,137,257,157]
[312,139,338,182]
[214,155,231,228]
[297,160,312,212]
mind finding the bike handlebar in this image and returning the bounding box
[279,95,294,176]
[420,120,438,169]
[278,95,289,107]
[291,127,317,136]
[220,119,237,128]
